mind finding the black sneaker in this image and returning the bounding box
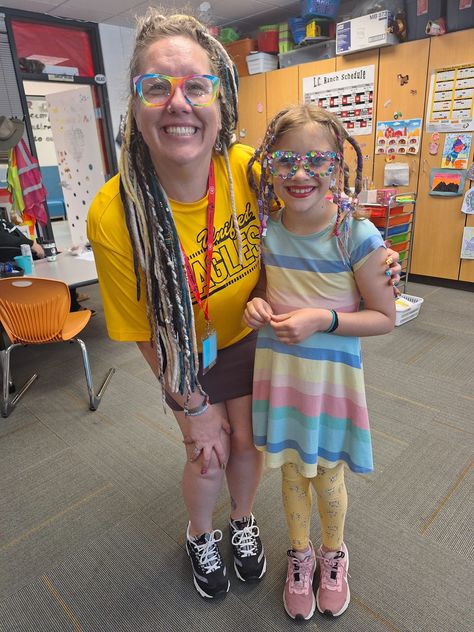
[186,524,230,599]
[229,514,266,582]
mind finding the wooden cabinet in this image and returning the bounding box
[335,51,379,189]
[237,74,267,149]
[411,30,474,280]
[265,66,299,123]
[373,40,430,194]
[297,58,336,100]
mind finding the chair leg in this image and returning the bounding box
[74,338,115,411]
[1,346,38,418]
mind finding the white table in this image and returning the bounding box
[31,251,98,289]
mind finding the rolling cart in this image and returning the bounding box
[362,192,417,294]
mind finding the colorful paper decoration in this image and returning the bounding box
[429,168,466,196]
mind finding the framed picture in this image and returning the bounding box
[429,168,466,196]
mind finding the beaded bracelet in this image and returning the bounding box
[184,394,210,417]
[325,309,339,334]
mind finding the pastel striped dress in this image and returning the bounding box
[252,212,385,477]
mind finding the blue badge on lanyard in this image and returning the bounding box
[201,328,217,374]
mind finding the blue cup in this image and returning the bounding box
[14,255,33,275]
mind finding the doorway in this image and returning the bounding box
[23,80,107,247]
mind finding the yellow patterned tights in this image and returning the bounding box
[281,462,348,551]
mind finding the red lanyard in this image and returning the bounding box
[180,161,215,323]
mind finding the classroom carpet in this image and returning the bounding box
[0,281,472,631]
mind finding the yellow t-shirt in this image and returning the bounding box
[87,144,261,350]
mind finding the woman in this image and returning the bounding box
[87,10,400,600]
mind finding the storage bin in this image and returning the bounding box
[390,240,410,253]
[306,18,336,38]
[259,23,279,31]
[288,16,307,45]
[446,0,474,32]
[372,214,412,229]
[405,0,447,41]
[278,21,294,54]
[257,29,279,53]
[279,39,336,68]
[387,231,409,245]
[366,204,404,219]
[378,223,410,237]
[376,188,398,205]
[246,52,279,75]
[301,0,340,20]
[219,27,240,44]
[395,294,424,326]
[225,38,257,76]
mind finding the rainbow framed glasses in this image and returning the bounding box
[133,73,220,108]
[266,150,342,180]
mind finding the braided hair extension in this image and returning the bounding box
[248,104,366,264]
[119,9,241,398]
[247,109,288,228]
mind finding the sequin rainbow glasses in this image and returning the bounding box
[133,73,220,108]
[266,150,342,180]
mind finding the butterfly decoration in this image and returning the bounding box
[397,74,409,86]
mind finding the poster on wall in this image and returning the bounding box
[26,96,56,166]
[46,86,106,246]
[302,65,374,136]
[426,64,474,132]
[375,118,422,155]
[461,188,474,214]
[429,168,466,196]
[460,227,474,259]
[441,133,472,168]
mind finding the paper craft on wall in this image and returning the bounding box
[461,188,474,214]
[302,65,374,136]
[384,162,410,186]
[429,168,466,196]
[376,118,422,154]
[441,133,472,169]
[460,227,474,259]
[426,64,474,132]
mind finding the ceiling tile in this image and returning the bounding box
[48,7,115,22]
[56,0,144,14]
[0,0,61,12]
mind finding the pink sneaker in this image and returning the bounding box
[316,542,350,617]
[283,543,316,621]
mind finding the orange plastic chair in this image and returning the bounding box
[0,277,115,418]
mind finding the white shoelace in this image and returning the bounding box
[288,553,314,595]
[192,529,224,574]
[231,518,260,557]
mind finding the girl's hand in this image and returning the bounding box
[182,405,230,474]
[270,308,327,344]
[244,297,273,330]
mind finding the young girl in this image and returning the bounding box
[244,105,395,621]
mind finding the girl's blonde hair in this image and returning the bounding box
[248,104,367,260]
[118,9,241,398]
